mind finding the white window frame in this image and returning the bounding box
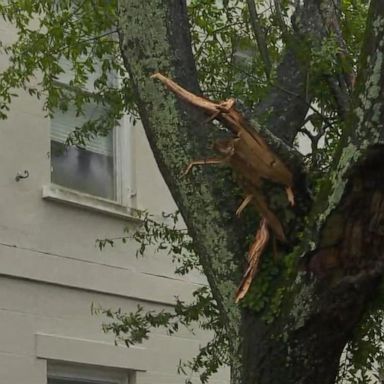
[114,83,137,208]
[47,362,129,384]
[45,60,137,215]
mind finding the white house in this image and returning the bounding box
[0,18,228,384]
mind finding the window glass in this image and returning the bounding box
[50,57,117,200]
[50,101,115,200]
[47,362,128,384]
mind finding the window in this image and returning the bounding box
[47,362,129,384]
[50,57,134,206]
[51,101,116,200]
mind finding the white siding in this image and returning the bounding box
[0,18,228,384]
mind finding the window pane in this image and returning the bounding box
[51,102,114,157]
[50,102,116,200]
[51,141,115,200]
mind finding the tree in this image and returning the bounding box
[0,0,383,383]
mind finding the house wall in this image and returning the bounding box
[0,20,228,384]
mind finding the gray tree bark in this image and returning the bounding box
[117,0,384,383]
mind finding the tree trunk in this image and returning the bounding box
[117,0,384,383]
[242,146,384,384]
[241,2,384,381]
[117,1,244,381]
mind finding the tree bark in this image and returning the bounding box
[242,147,384,384]
[117,1,245,380]
[117,0,384,383]
[242,2,384,383]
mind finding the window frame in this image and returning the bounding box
[47,362,129,384]
[114,104,136,207]
[49,67,136,208]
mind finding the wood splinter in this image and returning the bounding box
[235,218,269,303]
[151,72,295,302]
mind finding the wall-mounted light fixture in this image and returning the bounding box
[15,170,29,182]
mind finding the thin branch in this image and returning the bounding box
[273,0,289,37]
[326,75,349,119]
[316,0,355,112]
[273,83,336,129]
[246,0,272,79]
[194,22,244,60]
[76,30,119,45]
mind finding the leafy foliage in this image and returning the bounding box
[97,211,200,275]
[188,0,286,104]
[0,0,382,382]
[338,308,384,384]
[96,212,229,383]
[0,0,135,145]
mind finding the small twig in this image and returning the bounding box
[299,126,316,140]
[316,0,355,105]
[77,30,119,45]
[246,0,272,79]
[194,22,244,60]
[326,75,349,119]
[273,0,289,37]
[273,83,336,129]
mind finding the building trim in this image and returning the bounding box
[0,242,201,305]
[42,185,141,222]
[36,333,147,372]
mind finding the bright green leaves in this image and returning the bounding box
[97,211,200,276]
[310,35,341,76]
[0,0,133,144]
[293,1,369,174]
[96,210,229,383]
[188,0,283,107]
[337,306,384,383]
[341,0,370,70]
[188,0,244,99]
[93,304,175,346]
[96,288,229,384]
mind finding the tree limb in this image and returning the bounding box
[246,0,272,79]
[117,3,245,379]
[118,2,384,383]
[316,0,355,118]
[253,0,326,145]
[242,3,384,383]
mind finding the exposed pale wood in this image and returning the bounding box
[235,219,269,303]
[152,73,293,300]
[151,73,294,198]
[182,157,228,176]
[236,194,254,217]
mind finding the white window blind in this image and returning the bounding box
[50,54,117,200]
[47,362,128,384]
[51,101,113,156]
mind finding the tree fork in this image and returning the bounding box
[242,146,384,384]
[117,2,245,381]
[117,0,384,383]
[149,66,384,384]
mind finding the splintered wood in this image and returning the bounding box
[151,73,294,302]
[235,218,269,302]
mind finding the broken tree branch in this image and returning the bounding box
[152,72,295,299]
[151,72,294,192]
[235,218,270,302]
